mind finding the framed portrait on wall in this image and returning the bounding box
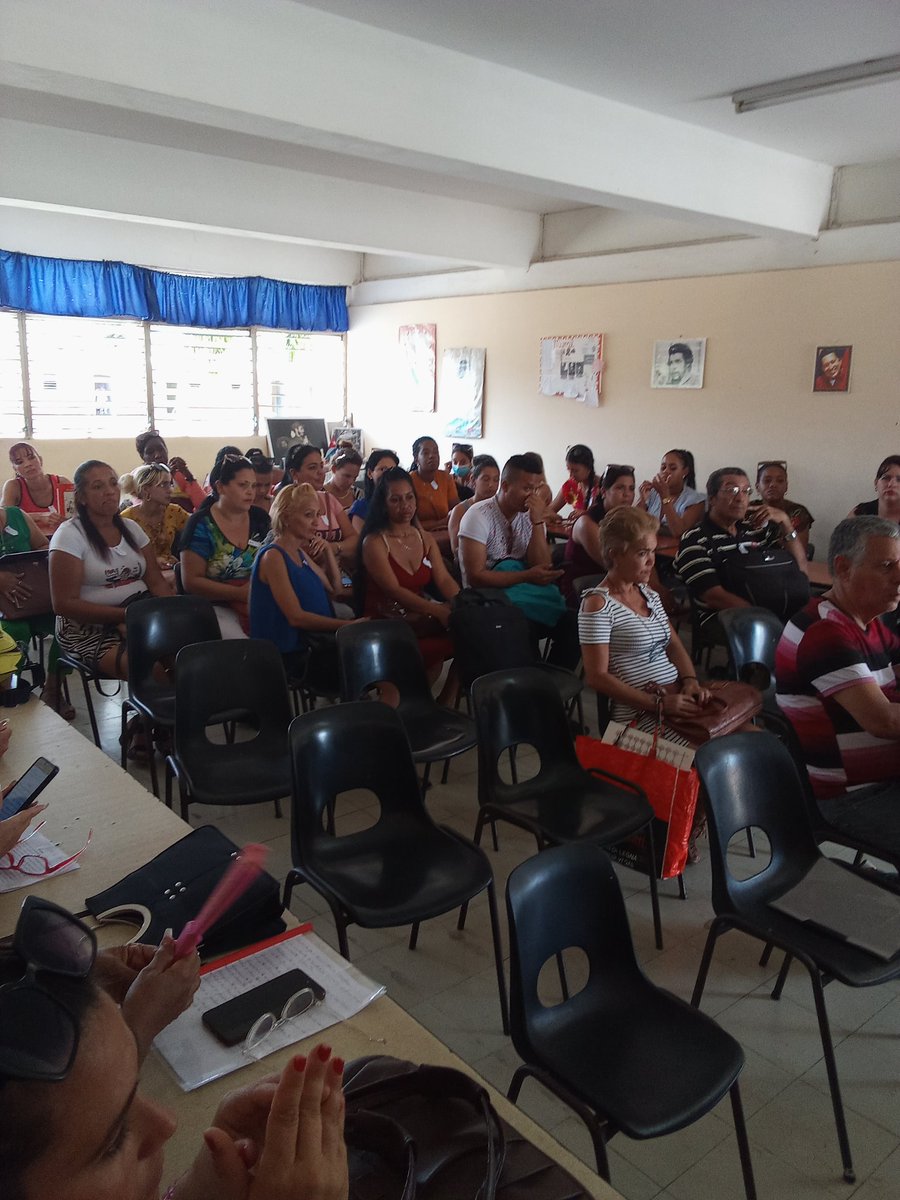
[442,347,485,439]
[266,417,328,463]
[651,339,706,388]
[813,345,851,392]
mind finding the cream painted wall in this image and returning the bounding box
[347,261,900,550]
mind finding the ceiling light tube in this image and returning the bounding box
[733,53,900,113]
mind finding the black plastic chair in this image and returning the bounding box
[165,639,292,820]
[55,650,108,747]
[692,732,900,1183]
[472,666,663,949]
[718,606,784,708]
[283,701,508,1032]
[449,596,585,730]
[120,595,221,796]
[336,620,476,788]
[506,843,756,1197]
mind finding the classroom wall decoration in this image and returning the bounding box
[398,323,436,412]
[441,346,485,439]
[813,344,852,392]
[539,334,602,407]
[651,338,706,388]
[266,417,328,461]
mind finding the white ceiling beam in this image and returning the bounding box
[3,0,834,237]
[0,120,540,269]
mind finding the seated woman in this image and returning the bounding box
[849,456,900,525]
[446,442,475,500]
[0,500,70,715]
[448,455,500,557]
[282,444,359,570]
[637,449,705,582]
[0,901,347,1200]
[749,461,814,556]
[2,441,72,537]
[550,443,601,527]
[408,436,459,554]
[134,430,205,513]
[561,464,635,598]
[49,460,171,679]
[180,454,270,639]
[119,463,189,569]
[349,449,400,534]
[324,449,363,511]
[358,466,459,682]
[251,483,363,692]
[245,448,276,512]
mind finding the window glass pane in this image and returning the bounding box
[25,315,147,438]
[256,331,345,438]
[150,325,254,438]
[0,312,26,438]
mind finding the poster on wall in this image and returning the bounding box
[651,339,706,388]
[813,345,852,392]
[539,334,602,407]
[266,417,328,463]
[441,347,485,439]
[398,324,436,412]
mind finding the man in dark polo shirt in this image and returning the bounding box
[776,516,900,848]
[674,466,809,627]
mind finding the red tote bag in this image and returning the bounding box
[576,731,700,879]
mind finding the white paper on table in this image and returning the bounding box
[0,831,81,893]
[153,928,386,1092]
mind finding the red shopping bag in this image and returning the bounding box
[576,731,699,879]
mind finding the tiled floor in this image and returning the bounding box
[68,681,900,1200]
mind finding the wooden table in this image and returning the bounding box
[807,560,832,588]
[0,698,619,1200]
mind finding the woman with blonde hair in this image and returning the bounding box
[250,482,363,688]
[119,463,189,569]
[578,506,707,736]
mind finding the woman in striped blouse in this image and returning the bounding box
[578,506,708,737]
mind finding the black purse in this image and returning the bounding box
[85,825,285,959]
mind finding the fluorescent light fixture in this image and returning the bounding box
[733,53,900,113]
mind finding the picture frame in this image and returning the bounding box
[651,339,706,389]
[813,345,851,393]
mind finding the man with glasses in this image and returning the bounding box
[674,466,809,628]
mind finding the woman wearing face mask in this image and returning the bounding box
[349,449,400,534]
[561,465,636,597]
[408,437,459,554]
[0,898,348,1200]
[445,443,475,500]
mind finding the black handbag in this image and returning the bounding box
[716,542,809,622]
[85,825,285,959]
[344,1055,589,1200]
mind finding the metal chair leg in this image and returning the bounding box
[645,820,664,949]
[408,921,420,949]
[485,879,509,1034]
[771,952,793,1000]
[729,1081,758,1200]
[809,965,856,1183]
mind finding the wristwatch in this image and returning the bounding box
[785,528,798,541]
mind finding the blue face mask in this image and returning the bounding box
[451,464,471,479]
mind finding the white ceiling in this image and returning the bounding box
[301,0,900,165]
[1,0,899,292]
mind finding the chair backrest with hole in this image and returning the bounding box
[336,619,433,706]
[718,606,784,695]
[695,732,821,915]
[126,595,220,702]
[506,842,638,1055]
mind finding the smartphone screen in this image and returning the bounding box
[0,757,59,822]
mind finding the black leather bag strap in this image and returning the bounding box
[345,1110,417,1200]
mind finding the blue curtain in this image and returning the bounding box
[0,250,348,332]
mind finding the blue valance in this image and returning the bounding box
[0,249,348,333]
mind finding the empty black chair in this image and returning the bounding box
[718,606,783,708]
[284,701,508,1032]
[449,594,585,729]
[506,844,756,1197]
[120,595,221,796]
[337,620,476,787]
[472,666,663,949]
[165,639,292,820]
[692,732,900,1183]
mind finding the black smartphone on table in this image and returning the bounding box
[202,968,326,1047]
[0,756,58,821]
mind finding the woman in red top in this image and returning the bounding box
[2,442,72,536]
[358,467,459,681]
[550,443,601,525]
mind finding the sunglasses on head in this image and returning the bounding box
[0,896,96,1082]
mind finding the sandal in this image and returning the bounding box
[41,685,75,721]
[119,716,150,763]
